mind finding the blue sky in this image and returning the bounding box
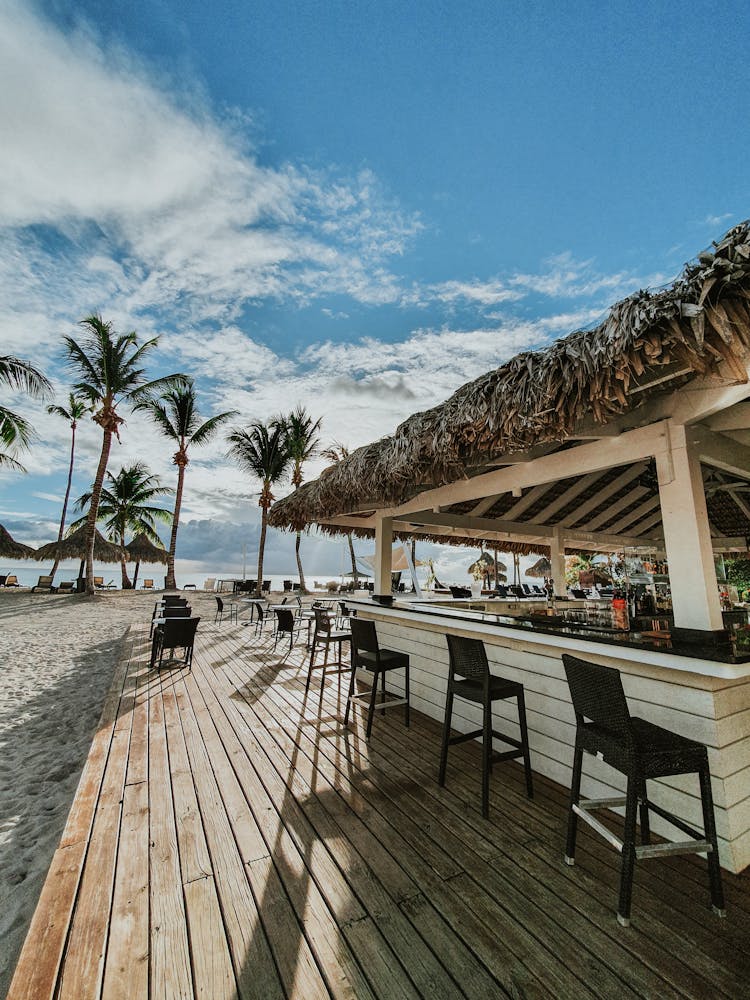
[1,0,748,581]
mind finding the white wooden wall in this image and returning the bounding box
[358,608,750,874]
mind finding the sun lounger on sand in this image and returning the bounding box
[31,576,57,593]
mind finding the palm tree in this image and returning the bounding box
[280,406,322,592]
[136,380,237,589]
[63,314,187,594]
[321,441,359,587]
[73,463,173,588]
[0,356,52,471]
[227,420,291,594]
[45,393,90,582]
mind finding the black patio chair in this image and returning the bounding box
[214,595,238,624]
[439,635,533,819]
[150,616,200,670]
[344,618,410,738]
[306,607,351,696]
[273,607,304,651]
[163,594,189,606]
[150,601,191,636]
[561,653,725,926]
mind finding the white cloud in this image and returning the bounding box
[0,1,421,331]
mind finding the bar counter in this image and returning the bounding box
[346,596,750,873]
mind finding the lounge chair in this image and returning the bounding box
[57,581,76,594]
[31,575,56,593]
[4,574,20,587]
[142,579,155,590]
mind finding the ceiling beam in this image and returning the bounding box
[691,426,750,480]
[583,486,650,532]
[381,421,671,520]
[706,401,750,432]
[606,495,662,535]
[557,462,649,528]
[534,471,606,521]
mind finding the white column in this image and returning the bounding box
[374,517,393,595]
[656,422,723,630]
[550,526,567,597]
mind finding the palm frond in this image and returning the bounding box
[0,407,33,450]
[0,356,52,398]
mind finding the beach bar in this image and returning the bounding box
[270,222,750,874]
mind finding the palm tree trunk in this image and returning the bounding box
[85,429,113,595]
[295,530,306,592]
[133,559,141,589]
[120,527,132,589]
[50,422,77,584]
[166,463,185,590]
[347,531,358,587]
[256,506,268,596]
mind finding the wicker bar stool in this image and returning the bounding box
[344,618,410,738]
[439,635,533,819]
[306,607,351,696]
[561,653,725,926]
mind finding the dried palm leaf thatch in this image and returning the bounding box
[270,221,750,532]
[125,533,169,563]
[34,526,126,563]
[526,557,552,578]
[0,523,35,558]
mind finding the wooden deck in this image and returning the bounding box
[8,621,750,1000]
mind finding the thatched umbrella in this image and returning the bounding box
[0,524,35,560]
[34,526,126,588]
[125,534,168,589]
[527,557,552,578]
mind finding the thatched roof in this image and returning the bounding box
[527,557,552,578]
[270,221,750,533]
[125,533,169,563]
[0,524,35,559]
[34,526,127,563]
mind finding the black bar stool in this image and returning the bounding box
[562,653,725,926]
[306,607,351,696]
[439,635,533,818]
[344,618,410,738]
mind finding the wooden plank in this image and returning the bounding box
[101,780,149,998]
[374,689,750,998]
[178,668,334,1000]
[239,632,736,1000]
[149,682,194,999]
[223,645,589,1000]
[56,727,131,999]
[186,648,398,1000]
[161,681,236,999]
[5,643,134,1000]
[212,642,528,1000]
[171,681,285,1000]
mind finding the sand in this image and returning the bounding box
[0,587,217,997]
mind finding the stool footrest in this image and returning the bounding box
[635,839,713,860]
[574,800,714,860]
[573,804,625,852]
[578,796,627,810]
[348,693,409,709]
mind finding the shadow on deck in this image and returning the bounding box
[7,622,750,999]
